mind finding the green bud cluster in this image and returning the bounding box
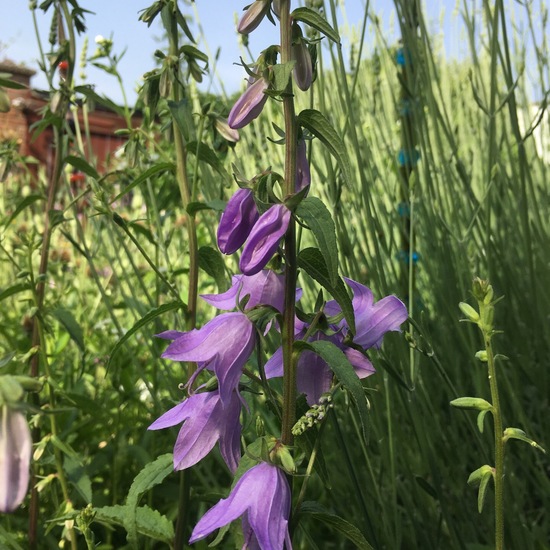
[291,393,333,436]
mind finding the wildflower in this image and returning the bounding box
[0,405,31,513]
[190,462,292,549]
[160,312,255,406]
[228,77,269,129]
[202,270,299,314]
[218,189,259,255]
[291,23,312,91]
[237,0,271,35]
[240,204,291,276]
[148,390,242,473]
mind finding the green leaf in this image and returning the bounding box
[52,308,85,352]
[503,427,546,453]
[74,85,125,117]
[467,465,494,514]
[126,454,174,547]
[168,98,194,142]
[65,455,92,504]
[50,435,80,461]
[477,409,490,433]
[93,504,174,545]
[271,60,296,92]
[0,76,27,90]
[107,301,184,369]
[295,340,369,440]
[187,140,230,180]
[297,247,355,334]
[299,501,374,549]
[296,196,339,286]
[298,109,352,186]
[186,199,226,216]
[112,163,175,203]
[291,7,340,43]
[477,470,492,513]
[198,246,227,291]
[65,155,99,180]
[0,282,31,302]
[3,194,45,227]
[450,397,493,411]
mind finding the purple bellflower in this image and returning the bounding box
[240,204,291,276]
[159,312,255,406]
[190,462,292,549]
[0,405,31,513]
[228,77,269,129]
[148,390,242,473]
[218,188,259,255]
[202,270,301,314]
[265,279,407,405]
[237,0,271,35]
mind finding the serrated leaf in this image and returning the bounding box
[93,504,174,545]
[3,194,45,227]
[126,454,174,547]
[198,246,227,290]
[52,308,85,352]
[297,247,355,334]
[107,301,184,369]
[299,501,374,549]
[168,98,194,143]
[298,109,352,186]
[65,155,99,180]
[112,163,175,203]
[291,7,340,43]
[295,340,369,440]
[296,197,339,286]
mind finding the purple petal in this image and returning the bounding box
[354,295,408,349]
[344,277,374,313]
[217,189,259,255]
[237,0,270,35]
[264,346,283,379]
[148,400,193,430]
[156,330,185,341]
[292,24,312,92]
[201,275,242,310]
[296,349,333,405]
[344,347,376,379]
[228,78,269,130]
[296,139,311,193]
[0,407,31,513]
[240,205,291,276]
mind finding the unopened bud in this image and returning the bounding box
[237,1,270,35]
[459,302,479,322]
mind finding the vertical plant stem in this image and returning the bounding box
[279,0,298,447]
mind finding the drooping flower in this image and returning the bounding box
[148,390,242,473]
[0,405,31,513]
[190,462,292,549]
[265,280,407,405]
[237,0,271,35]
[159,312,255,406]
[291,23,312,91]
[201,270,301,314]
[240,204,291,276]
[218,188,259,255]
[228,77,269,130]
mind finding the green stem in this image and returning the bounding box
[279,0,298,447]
[485,333,504,550]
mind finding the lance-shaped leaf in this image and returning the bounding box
[298,109,352,186]
[467,465,494,513]
[296,196,339,287]
[291,7,340,43]
[503,428,546,453]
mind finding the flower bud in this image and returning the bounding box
[0,405,31,513]
[296,138,311,192]
[214,117,240,143]
[291,23,313,91]
[240,204,291,275]
[237,1,270,35]
[459,302,480,322]
[228,77,269,129]
[217,188,259,254]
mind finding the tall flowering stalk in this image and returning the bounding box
[146,2,408,547]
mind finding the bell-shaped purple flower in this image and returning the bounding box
[237,0,271,35]
[160,312,255,406]
[190,462,292,549]
[292,23,313,92]
[228,77,269,129]
[148,390,242,473]
[240,204,291,276]
[330,278,408,349]
[201,270,301,314]
[218,188,259,255]
[0,405,31,513]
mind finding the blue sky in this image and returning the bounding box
[0,1,544,104]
